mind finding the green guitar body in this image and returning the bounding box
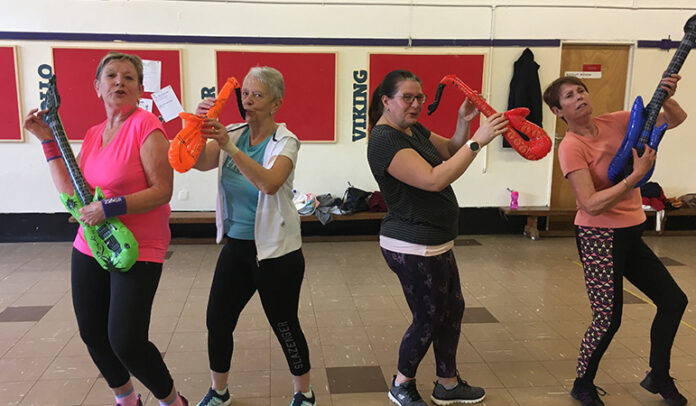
[61,186,139,272]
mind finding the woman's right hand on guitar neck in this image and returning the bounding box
[23,108,54,141]
[627,146,657,186]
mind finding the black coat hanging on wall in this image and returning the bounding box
[504,48,542,148]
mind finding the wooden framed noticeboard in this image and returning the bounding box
[369,53,485,137]
[52,48,183,140]
[0,46,23,142]
[216,51,336,142]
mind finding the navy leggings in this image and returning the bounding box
[71,249,174,399]
[206,238,310,375]
[574,224,688,385]
[381,248,465,378]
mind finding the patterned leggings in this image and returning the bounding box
[381,248,465,378]
[574,224,687,384]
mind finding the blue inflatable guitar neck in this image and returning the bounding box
[608,14,696,187]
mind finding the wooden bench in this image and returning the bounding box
[169,210,386,242]
[499,206,578,240]
[499,206,672,240]
[657,207,696,234]
[168,210,386,224]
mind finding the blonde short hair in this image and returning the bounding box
[95,52,144,85]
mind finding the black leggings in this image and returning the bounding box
[207,238,310,375]
[71,249,173,399]
[574,224,688,385]
[381,248,465,378]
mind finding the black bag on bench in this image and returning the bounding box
[340,183,372,215]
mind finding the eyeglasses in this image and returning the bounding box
[397,94,427,105]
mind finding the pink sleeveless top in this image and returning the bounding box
[74,108,171,263]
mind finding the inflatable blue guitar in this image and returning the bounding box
[44,75,139,272]
[608,14,696,187]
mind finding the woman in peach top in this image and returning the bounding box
[543,75,687,406]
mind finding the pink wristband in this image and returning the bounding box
[41,139,61,162]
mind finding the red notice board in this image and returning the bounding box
[369,54,485,138]
[0,46,22,141]
[52,48,182,140]
[216,51,336,142]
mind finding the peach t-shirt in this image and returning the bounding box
[558,111,646,228]
[73,108,171,263]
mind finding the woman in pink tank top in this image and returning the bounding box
[24,52,186,406]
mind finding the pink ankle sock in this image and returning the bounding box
[159,394,183,406]
[115,389,139,406]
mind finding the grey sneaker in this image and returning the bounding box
[388,375,428,406]
[196,387,231,406]
[291,386,316,406]
[431,375,485,405]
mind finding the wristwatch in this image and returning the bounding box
[466,139,480,153]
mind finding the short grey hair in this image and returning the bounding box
[95,51,144,85]
[245,66,284,100]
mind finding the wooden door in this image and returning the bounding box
[549,44,631,208]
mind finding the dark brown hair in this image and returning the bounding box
[542,76,589,110]
[368,70,422,130]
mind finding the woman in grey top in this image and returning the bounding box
[367,70,507,406]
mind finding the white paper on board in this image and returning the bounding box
[142,59,162,92]
[151,85,183,122]
[138,98,153,112]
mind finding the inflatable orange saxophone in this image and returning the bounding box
[427,74,551,161]
[168,77,245,173]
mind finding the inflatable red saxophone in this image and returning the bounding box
[427,74,551,161]
[168,77,246,173]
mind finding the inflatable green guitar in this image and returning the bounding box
[44,75,138,272]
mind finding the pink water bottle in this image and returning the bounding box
[510,189,519,210]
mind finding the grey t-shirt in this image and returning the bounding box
[367,122,459,245]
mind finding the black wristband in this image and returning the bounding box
[101,196,127,218]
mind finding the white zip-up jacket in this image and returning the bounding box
[215,123,302,260]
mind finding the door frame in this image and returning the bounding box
[546,40,636,209]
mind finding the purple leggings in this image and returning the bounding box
[381,248,465,378]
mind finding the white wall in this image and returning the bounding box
[1,1,695,213]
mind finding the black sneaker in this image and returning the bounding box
[640,371,687,406]
[388,376,428,406]
[196,387,231,406]
[431,375,485,404]
[570,379,606,406]
[291,386,316,406]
